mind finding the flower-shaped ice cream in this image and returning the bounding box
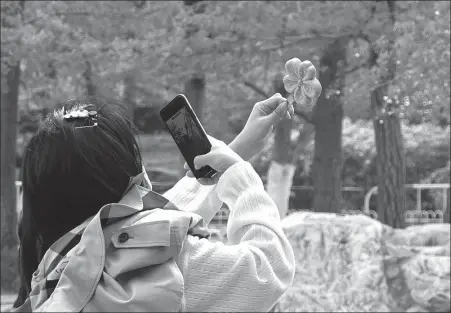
[283,58,322,108]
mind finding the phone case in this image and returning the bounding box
[160,95,217,179]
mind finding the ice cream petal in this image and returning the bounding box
[285,58,302,78]
[303,65,317,81]
[298,61,313,79]
[293,86,304,104]
[283,75,300,93]
[303,79,322,98]
[300,95,314,107]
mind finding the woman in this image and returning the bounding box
[13,94,295,312]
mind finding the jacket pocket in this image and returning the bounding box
[106,220,177,278]
[111,220,171,248]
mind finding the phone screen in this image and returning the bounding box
[164,101,216,178]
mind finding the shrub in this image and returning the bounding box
[251,119,450,213]
[133,106,167,134]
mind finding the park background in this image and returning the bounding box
[1,1,450,312]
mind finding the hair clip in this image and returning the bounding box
[63,109,99,128]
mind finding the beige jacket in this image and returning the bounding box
[14,161,296,312]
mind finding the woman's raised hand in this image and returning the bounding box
[229,93,294,161]
[184,135,243,185]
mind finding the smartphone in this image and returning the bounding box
[160,94,217,179]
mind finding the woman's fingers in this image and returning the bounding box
[197,175,220,186]
[271,100,290,121]
[185,170,219,185]
[256,94,287,116]
[186,170,194,178]
[193,154,210,170]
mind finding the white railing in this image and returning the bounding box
[363,183,450,223]
[14,181,364,210]
[19,181,448,223]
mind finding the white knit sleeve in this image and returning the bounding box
[163,176,222,226]
[177,161,296,312]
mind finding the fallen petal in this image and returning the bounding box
[285,58,302,78]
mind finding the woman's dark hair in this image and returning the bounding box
[14,97,143,308]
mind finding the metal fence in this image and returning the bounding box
[13,181,365,214]
[364,183,450,223]
[14,181,450,224]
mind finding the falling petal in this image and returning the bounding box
[298,61,313,79]
[303,65,317,81]
[285,58,302,78]
[303,79,322,98]
[283,75,300,93]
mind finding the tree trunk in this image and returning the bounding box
[1,61,21,252]
[266,162,296,217]
[1,0,24,292]
[208,97,229,143]
[184,73,206,119]
[83,59,96,96]
[372,101,406,227]
[266,75,296,218]
[372,0,406,228]
[311,39,346,214]
[123,70,137,121]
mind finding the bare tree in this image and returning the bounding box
[311,39,347,214]
[1,0,25,292]
[370,0,406,227]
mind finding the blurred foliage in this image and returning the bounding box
[3,0,448,187]
[5,0,448,201]
[1,1,448,126]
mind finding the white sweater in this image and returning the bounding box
[163,161,296,312]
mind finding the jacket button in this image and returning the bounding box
[118,232,130,243]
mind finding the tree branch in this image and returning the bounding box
[259,32,354,52]
[294,110,313,124]
[243,80,270,98]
